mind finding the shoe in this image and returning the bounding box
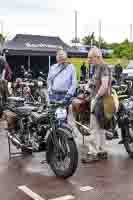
[106,130,119,140]
[118,140,124,144]
[113,131,119,139]
[97,151,108,160]
[81,153,99,163]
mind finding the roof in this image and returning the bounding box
[3,34,70,56]
[3,34,87,57]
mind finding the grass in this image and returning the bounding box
[68,57,129,80]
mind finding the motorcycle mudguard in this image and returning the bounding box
[46,124,73,146]
[60,123,74,139]
[72,97,90,113]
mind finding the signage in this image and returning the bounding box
[25,42,62,49]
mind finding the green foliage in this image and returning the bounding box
[69,57,128,80]
[113,39,133,59]
[82,34,133,60]
[82,34,109,49]
[0,33,6,44]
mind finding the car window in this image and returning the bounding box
[128,65,133,69]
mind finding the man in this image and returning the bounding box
[19,65,26,78]
[0,56,9,115]
[88,64,95,79]
[114,61,123,83]
[0,56,8,80]
[80,62,87,81]
[82,47,112,163]
[47,50,77,103]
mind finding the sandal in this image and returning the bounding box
[97,151,108,160]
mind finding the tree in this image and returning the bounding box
[82,34,94,46]
[0,33,6,44]
[82,34,109,49]
[113,39,133,59]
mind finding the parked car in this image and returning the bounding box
[123,60,133,79]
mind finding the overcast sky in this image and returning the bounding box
[0,0,133,44]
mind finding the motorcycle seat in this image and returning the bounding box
[15,106,37,117]
[31,112,48,122]
[7,97,25,102]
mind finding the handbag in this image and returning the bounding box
[103,95,115,120]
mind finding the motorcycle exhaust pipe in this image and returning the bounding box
[8,132,23,148]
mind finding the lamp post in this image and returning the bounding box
[129,24,132,60]
[98,20,102,49]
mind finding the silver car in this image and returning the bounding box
[123,60,133,79]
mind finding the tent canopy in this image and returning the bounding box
[3,34,70,56]
[3,34,87,57]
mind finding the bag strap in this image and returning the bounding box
[50,63,68,88]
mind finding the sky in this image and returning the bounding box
[0,0,133,44]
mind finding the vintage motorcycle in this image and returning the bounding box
[72,80,133,158]
[118,97,133,158]
[4,97,78,178]
[13,75,46,104]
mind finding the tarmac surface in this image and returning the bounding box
[0,127,133,200]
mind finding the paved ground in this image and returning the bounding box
[1,128,133,200]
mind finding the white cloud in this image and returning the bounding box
[0,0,133,43]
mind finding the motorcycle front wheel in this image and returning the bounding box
[46,128,78,179]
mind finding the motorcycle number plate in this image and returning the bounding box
[56,108,67,120]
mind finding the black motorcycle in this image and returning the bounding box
[6,97,78,178]
[118,97,133,158]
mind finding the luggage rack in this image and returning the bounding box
[7,131,47,164]
[7,131,24,159]
[75,121,91,144]
[0,120,21,159]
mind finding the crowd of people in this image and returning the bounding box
[0,47,119,163]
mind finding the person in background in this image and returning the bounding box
[88,64,95,79]
[114,61,123,83]
[80,62,87,81]
[81,47,112,163]
[0,56,9,115]
[19,65,26,78]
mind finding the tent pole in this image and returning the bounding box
[28,55,30,71]
[48,56,51,70]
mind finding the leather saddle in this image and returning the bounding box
[72,94,90,113]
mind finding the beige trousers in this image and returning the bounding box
[83,114,106,155]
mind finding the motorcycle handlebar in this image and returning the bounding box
[48,100,67,107]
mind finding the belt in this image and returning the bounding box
[52,90,67,95]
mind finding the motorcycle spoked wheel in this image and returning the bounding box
[46,128,78,179]
[122,123,133,158]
